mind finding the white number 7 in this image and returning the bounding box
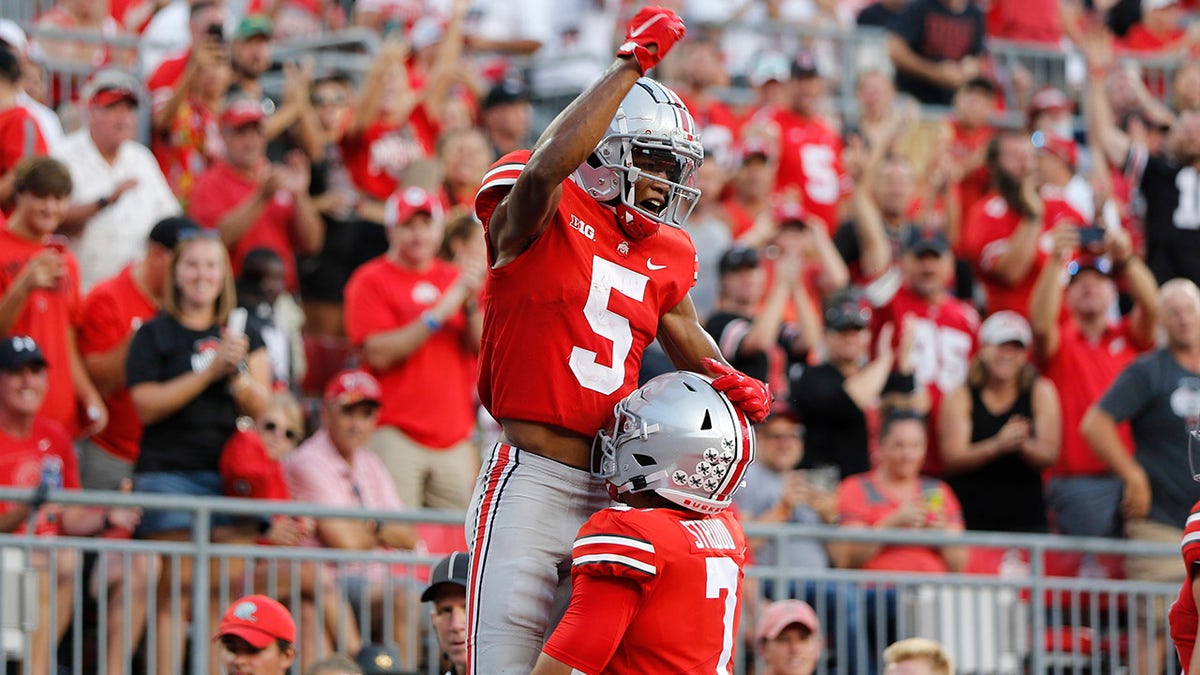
[707,556,740,675]
[568,256,648,395]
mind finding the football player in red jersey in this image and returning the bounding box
[467,6,770,674]
[531,371,752,675]
[1172,484,1200,672]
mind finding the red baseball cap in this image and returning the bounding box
[221,97,267,128]
[384,186,444,228]
[214,595,296,648]
[324,369,382,408]
[756,600,821,644]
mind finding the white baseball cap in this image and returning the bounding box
[979,310,1032,347]
[0,19,28,55]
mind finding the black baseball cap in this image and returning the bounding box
[823,290,871,331]
[420,551,469,602]
[791,50,819,79]
[1067,255,1114,281]
[354,643,413,675]
[718,246,760,275]
[148,216,200,249]
[902,228,949,256]
[0,336,47,372]
[482,78,530,110]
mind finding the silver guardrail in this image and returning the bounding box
[0,487,1185,675]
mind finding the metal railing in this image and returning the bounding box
[0,487,1183,675]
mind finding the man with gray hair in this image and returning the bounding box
[53,68,181,291]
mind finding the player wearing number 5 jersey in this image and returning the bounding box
[531,371,752,675]
[468,6,770,675]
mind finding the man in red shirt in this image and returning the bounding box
[0,47,46,209]
[467,8,769,674]
[344,186,483,511]
[0,157,105,438]
[77,217,189,490]
[945,77,996,241]
[1122,0,1194,54]
[757,51,851,234]
[531,371,752,675]
[964,130,1087,318]
[188,97,323,292]
[146,0,226,118]
[873,228,979,475]
[0,335,143,675]
[1029,224,1158,545]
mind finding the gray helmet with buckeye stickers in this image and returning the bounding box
[572,77,704,240]
[593,371,755,514]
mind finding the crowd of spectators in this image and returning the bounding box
[3,0,1200,671]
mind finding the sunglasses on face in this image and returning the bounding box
[262,420,300,443]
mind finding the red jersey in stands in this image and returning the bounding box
[0,230,83,434]
[965,190,1085,317]
[146,50,188,113]
[836,474,963,572]
[344,256,476,448]
[984,0,1063,44]
[0,106,47,211]
[1042,317,1140,478]
[475,151,697,438]
[542,505,746,674]
[340,118,430,202]
[769,108,851,234]
[0,416,81,535]
[77,266,158,463]
[1170,499,1200,672]
[1122,24,1186,53]
[189,160,301,290]
[873,286,979,475]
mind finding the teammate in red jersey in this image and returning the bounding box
[467,6,770,674]
[1173,494,1200,671]
[531,371,753,675]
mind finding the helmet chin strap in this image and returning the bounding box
[615,174,661,240]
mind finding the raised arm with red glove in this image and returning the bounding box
[616,6,686,75]
[702,358,772,424]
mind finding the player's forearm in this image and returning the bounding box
[1028,255,1064,361]
[989,221,1041,285]
[887,36,945,84]
[0,277,34,335]
[1122,257,1159,345]
[525,58,642,189]
[1080,407,1136,478]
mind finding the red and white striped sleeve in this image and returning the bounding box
[474,150,531,228]
[571,507,658,585]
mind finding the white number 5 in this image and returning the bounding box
[707,557,740,675]
[569,256,649,395]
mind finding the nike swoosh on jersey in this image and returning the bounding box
[646,259,667,270]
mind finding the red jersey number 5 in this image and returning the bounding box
[568,256,649,395]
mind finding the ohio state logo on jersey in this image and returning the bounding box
[191,337,220,374]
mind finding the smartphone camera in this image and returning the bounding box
[1078,224,1106,247]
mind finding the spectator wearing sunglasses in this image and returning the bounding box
[284,369,421,670]
[220,389,363,669]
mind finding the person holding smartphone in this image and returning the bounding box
[124,226,271,675]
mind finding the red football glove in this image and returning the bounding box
[616,6,686,75]
[702,358,771,424]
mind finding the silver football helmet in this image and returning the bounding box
[572,77,704,239]
[594,371,755,514]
